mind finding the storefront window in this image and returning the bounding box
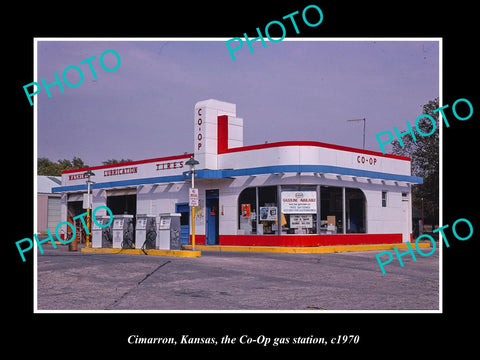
[238,187,257,234]
[239,184,366,236]
[346,188,366,233]
[258,186,278,234]
[238,186,279,234]
[281,185,317,234]
[320,186,343,234]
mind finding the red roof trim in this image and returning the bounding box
[220,141,410,161]
[61,153,194,174]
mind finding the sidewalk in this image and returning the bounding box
[182,242,431,254]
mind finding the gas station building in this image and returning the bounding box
[52,99,423,248]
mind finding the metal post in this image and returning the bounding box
[316,184,321,234]
[185,156,199,251]
[86,179,91,248]
[362,118,366,150]
[82,170,95,249]
[346,118,366,149]
[421,197,424,234]
[276,185,281,235]
[191,169,195,251]
[342,187,346,234]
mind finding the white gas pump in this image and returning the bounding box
[92,215,112,248]
[135,214,156,250]
[112,214,134,249]
[102,217,113,248]
[92,216,103,248]
[157,213,181,250]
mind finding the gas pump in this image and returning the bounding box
[102,219,113,248]
[157,213,181,250]
[135,214,157,250]
[112,214,134,249]
[92,216,111,248]
[92,216,103,248]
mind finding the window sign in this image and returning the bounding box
[281,191,317,214]
[290,215,313,228]
[259,206,277,221]
[241,204,251,218]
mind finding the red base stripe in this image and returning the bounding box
[218,234,402,247]
[189,235,206,245]
[189,234,403,246]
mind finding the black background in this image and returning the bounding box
[6,0,478,355]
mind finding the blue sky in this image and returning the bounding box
[36,39,439,167]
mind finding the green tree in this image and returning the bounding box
[37,157,88,176]
[37,157,135,176]
[391,97,439,227]
[102,159,133,165]
[37,157,61,175]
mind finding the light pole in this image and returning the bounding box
[84,170,95,248]
[185,156,199,250]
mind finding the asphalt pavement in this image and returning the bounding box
[36,243,439,311]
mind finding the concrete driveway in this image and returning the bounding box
[36,244,439,311]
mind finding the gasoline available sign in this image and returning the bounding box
[281,191,317,214]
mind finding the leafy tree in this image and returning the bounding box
[38,157,133,176]
[391,97,439,227]
[102,159,133,165]
[57,157,87,171]
[38,157,58,175]
[37,157,88,176]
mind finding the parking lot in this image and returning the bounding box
[36,244,439,311]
